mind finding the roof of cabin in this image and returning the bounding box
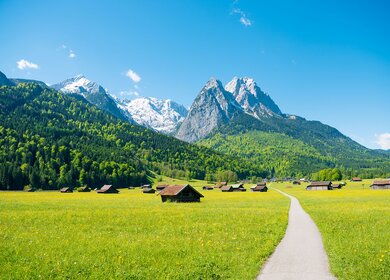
[159,184,204,197]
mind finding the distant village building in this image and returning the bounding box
[96,185,119,194]
[351,177,362,182]
[306,181,333,191]
[370,180,390,190]
[78,186,91,192]
[60,187,73,193]
[143,188,156,194]
[250,183,268,192]
[159,184,204,202]
[202,186,214,190]
[156,185,167,191]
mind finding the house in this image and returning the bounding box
[351,177,362,182]
[96,185,119,194]
[156,185,167,191]
[306,181,333,191]
[332,184,343,189]
[250,185,268,192]
[60,187,73,193]
[220,185,233,192]
[78,186,91,192]
[202,186,214,190]
[370,180,390,190]
[159,184,204,202]
[231,183,246,192]
[143,188,156,194]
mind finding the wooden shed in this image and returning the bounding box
[156,185,167,191]
[159,184,204,202]
[332,184,343,189]
[141,184,152,189]
[292,180,301,185]
[60,187,73,193]
[96,185,119,194]
[370,180,390,190]
[231,183,246,192]
[78,186,91,192]
[202,186,214,190]
[250,184,268,192]
[306,181,333,191]
[351,177,362,182]
[220,185,233,192]
[143,188,156,194]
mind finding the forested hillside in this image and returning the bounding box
[0,84,266,190]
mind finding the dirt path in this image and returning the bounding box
[257,189,336,280]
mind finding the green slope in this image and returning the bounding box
[0,83,266,190]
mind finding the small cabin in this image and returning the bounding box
[292,180,301,185]
[231,183,246,192]
[143,188,156,194]
[156,185,167,191]
[96,185,119,194]
[220,185,233,192]
[202,186,214,190]
[351,177,362,182]
[60,187,73,193]
[370,180,390,190]
[214,182,227,189]
[159,184,204,202]
[250,184,268,192]
[306,181,333,191]
[78,186,91,192]
[141,184,152,189]
[332,184,343,189]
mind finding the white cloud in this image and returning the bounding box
[232,8,252,26]
[68,50,76,58]
[376,133,390,150]
[119,90,140,98]
[126,69,141,83]
[16,59,39,70]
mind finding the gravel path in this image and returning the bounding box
[257,189,337,280]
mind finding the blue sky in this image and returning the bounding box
[0,0,389,149]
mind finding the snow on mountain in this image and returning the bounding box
[117,96,188,134]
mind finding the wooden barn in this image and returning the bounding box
[78,186,91,192]
[292,180,301,185]
[370,180,390,190]
[220,185,233,192]
[159,184,203,202]
[351,177,362,182]
[250,184,268,192]
[60,187,73,193]
[156,185,167,191]
[214,182,227,188]
[96,185,119,194]
[143,188,156,194]
[332,184,343,189]
[202,186,214,190]
[306,181,333,191]
[231,183,246,192]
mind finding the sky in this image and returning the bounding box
[0,0,389,149]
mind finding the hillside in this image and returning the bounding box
[0,82,267,190]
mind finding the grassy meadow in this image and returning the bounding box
[0,187,289,279]
[271,180,390,280]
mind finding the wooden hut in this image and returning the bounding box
[351,177,362,182]
[214,182,227,189]
[220,185,233,192]
[159,184,203,202]
[143,188,156,194]
[370,180,390,190]
[141,184,152,189]
[332,184,343,189]
[306,181,333,191]
[231,183,246,192]
[60,187,73,193]
[292,180,301,185]
[250,184,268,192]
[156,185,168,191]
[202,186,214,190]
[96,185,119,194]
[78,186,91,192]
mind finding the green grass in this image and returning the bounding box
[0,188,289,279]
[271,180,390,280]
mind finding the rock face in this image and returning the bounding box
[225,77,282,118]
[116,97,188,134]
[52,75,128,121]
[176,78,242,142]
[0,71,14,86]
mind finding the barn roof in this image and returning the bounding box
[352,177,362,181]
[230,183,243,189]
[220,185,232,191]
[253,185,267,191]
[257,182,266,186]
[372,180,390,186]
[309,181,332,187]
[159,184,204,197]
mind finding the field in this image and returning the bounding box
[0,187,289,279]
[272,180,390,280]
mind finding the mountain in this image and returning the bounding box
[178,77,390,177]
[116,96,188,134]
[0,71,14,86]
[176,78,242,142]
[52,75,129,121]
[0,71,48,88]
